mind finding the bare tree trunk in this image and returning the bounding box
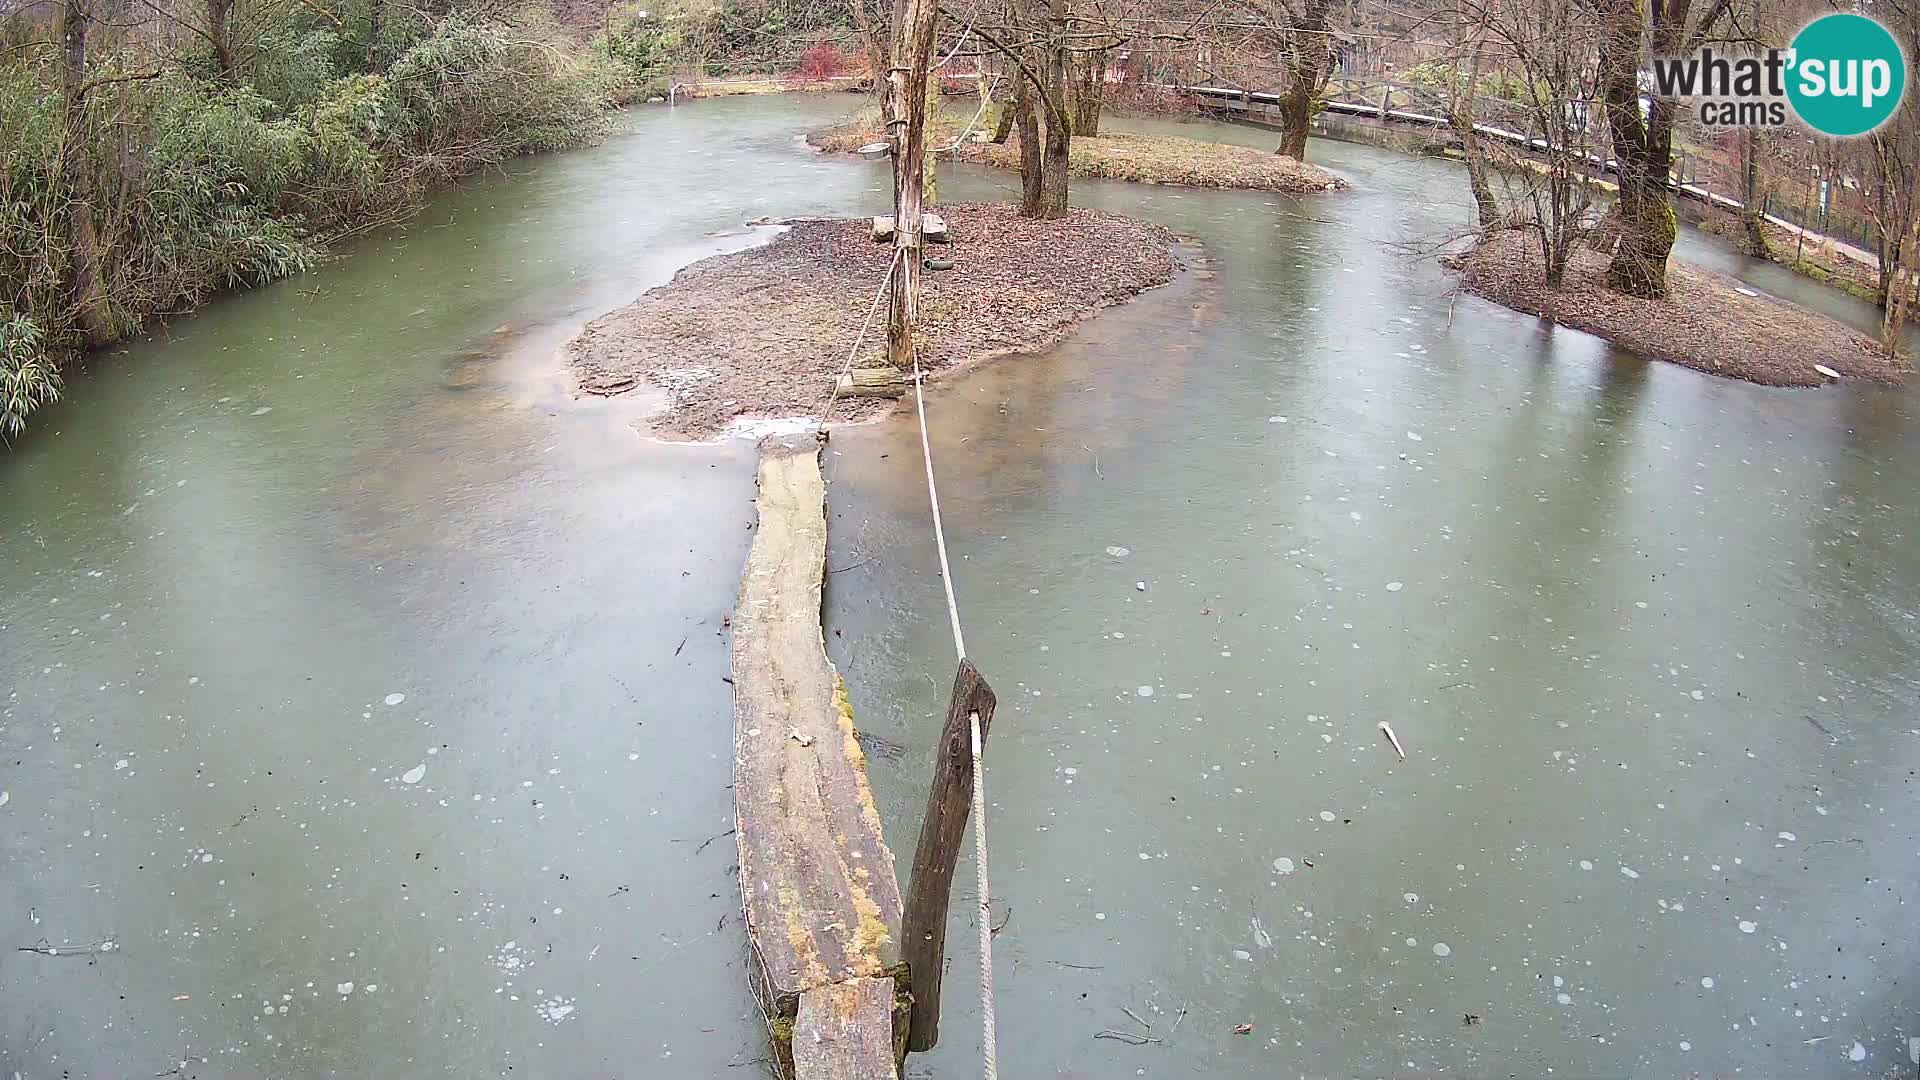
[59,0,111,349]
[1274,0,1331,161]
[1071,48,1104,136]
[1882,166,1920,359]
[1013,70,1043,215]
[990,75,1016,142]
[1450,40,1497,229]
[1596,5,1674,297]
[850,0,889,104]
[1038,110,1070,217]
[205,0,235,78]
[1739,129,1767,257]
[1033,0,1071,219]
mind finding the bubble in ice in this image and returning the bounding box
[1319,811,1336,822]
[0,791,9,808]
[1578,859,1594,871]
[1385,581,1404,592]
[1738,920,1757,934]
[1431,942,1451,957]
[1232,949,1252,961]
[1136,685,1154,697]
[1267,416,1288,423]
[1556,992,1572,1005]
[1619,866,1640,879]
[401,764,426,785]
[1777,831,1797,842]
[251,406,273,416]
[1272,857,1296,874]
[1105,546,1131,558]
[384,693,406,706]
[1403,892,1419,904]
[1679,1041,1692,1051]
[1700,976,1715,989]
[336,982,355,995]
[1849,1042,1866,1062]
[1405,431,1423,442]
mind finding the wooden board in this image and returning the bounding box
[793,978,901,1080]
[733,434,904,1023]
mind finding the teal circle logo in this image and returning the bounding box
[1786,14,1906,136]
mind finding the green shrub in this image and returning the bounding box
[0,9,619,440]
[0,314,58,442]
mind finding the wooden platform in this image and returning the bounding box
[732,434,905,1078]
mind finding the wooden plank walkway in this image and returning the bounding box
[732,433,904,1078]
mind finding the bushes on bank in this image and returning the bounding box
[0,7,619,438]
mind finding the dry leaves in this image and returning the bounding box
[1455,229,1902,387]
[567,204,1179,437]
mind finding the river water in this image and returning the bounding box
[4,95,1917,1077]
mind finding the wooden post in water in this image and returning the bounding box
[900,659,997,1052]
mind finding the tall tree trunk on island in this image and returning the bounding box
[1882,165,1920,360]
[1449,40,1497,229]
[1274,0,1331,161]
[59,0,111,349]
[1739,128,1767,256]
[1013,70,1043,215]
[1071,48,1104,136]
[1033,0,1072,220]
[1595,0,1686,298]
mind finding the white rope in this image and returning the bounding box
[821,249,904,425]
[907,341,995,1079]
[970,710,996,1080]
[908,344,968,664]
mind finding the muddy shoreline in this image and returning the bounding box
[565,203,1182,438]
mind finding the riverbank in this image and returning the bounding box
[1451,229,1900,386]
[810,113,1346,193]
[1692,203,1885,304]
[565,203,1180,438]
[0,13,618,441]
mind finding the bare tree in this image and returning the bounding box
[1589,0,1736,298]
[58,0,111,347]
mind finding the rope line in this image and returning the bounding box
[821,248,905,426]
[908,344,968,664]
[970,710,997,1080]
[908,339,995,1079]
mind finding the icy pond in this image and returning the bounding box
[3,94,1917,1076]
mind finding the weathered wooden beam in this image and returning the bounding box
[834,367,909,399]
[899,659,997,1052]
[793,977,902,1080]
[733,434,906,1073]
